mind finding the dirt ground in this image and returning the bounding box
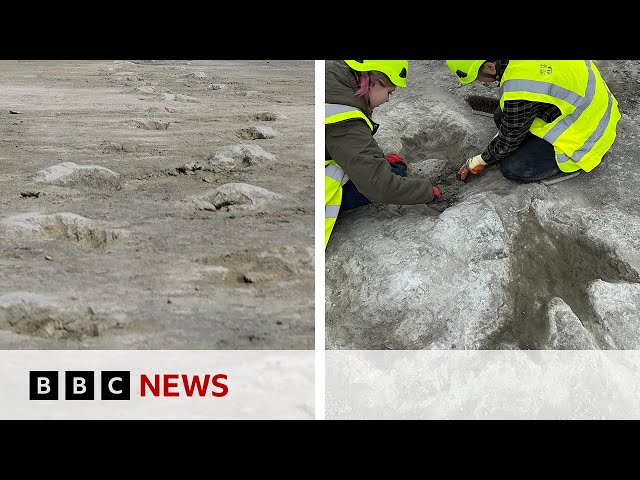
[0,60,315,349]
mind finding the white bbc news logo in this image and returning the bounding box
[30,371,130,400]
[29,371,229,400]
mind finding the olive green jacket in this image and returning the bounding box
[325,60,435,204]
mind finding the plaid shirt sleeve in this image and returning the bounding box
[480,99,544,164]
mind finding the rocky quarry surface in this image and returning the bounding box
[326,60,640,350]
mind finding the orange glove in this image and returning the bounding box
[457,154,487,182]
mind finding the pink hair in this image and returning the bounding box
[354,72,371,97]
[352,70,393,117]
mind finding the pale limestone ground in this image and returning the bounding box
[0,60,315,349]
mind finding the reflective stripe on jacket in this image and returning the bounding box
[500,60,620,173]
[324,103,373,248]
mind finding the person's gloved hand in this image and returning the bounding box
[457,154,487,182]
[386,153,407,171]
[433,185,441,199]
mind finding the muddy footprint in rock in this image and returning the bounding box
[432,171,462,211]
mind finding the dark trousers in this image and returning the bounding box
[493,107,565,183]
[340,164,407,213]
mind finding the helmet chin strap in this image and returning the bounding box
[477,72,499,81]
[477,61,501,82]
[477,71,501,88]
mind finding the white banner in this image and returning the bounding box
[326,350,640,420]
[0,350,314,419]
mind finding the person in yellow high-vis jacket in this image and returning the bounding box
[446,60,621,185]
[325,60,440,249]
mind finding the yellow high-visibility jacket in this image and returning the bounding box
[500,60,620,173]
[324,103,373,249]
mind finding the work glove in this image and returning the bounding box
[386,153,407,171]
[457,154,487,182]
[433,185,441,199]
